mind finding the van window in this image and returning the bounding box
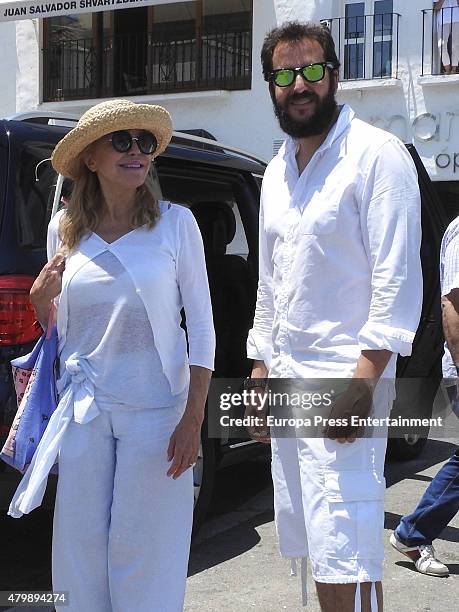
[15,142,57,249]
[157,164,250,260]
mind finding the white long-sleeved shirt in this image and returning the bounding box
[49,200,215,395]
[247,105,423,379]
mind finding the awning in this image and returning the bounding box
[0,0,191,22]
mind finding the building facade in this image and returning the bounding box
[0,0,458,207]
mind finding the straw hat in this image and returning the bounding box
[51,99,173,179]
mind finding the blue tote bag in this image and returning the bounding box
[0,319,58,473]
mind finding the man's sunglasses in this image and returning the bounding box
[108,130,158,155]
[268,62,336,87]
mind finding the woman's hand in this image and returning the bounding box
[30,253,65,327]
[166,365,211,479]
[167,411,202,479]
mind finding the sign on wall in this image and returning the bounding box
[0,0,192,22]
[369,110,459,175]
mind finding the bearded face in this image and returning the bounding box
[271,77,338,138]
[270,38,339,139]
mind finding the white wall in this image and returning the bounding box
[16,19,40,111]
[274,0,332,23]
[0,21,18,115]
[2,0,459,181]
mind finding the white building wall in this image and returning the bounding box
[2,0,459,181]
[0,20,19,114]
[16,19,40,111]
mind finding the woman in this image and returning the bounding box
[434,0,459,73]
[9,99,215,611]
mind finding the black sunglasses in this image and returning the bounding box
[268,62,336,87]
[108,130,158,155]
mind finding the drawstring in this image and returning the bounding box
[371,582,378,611]
[300,557,308,606]
[289,558,308,606]
[354,582,378,611]
[290,561,378,610]
[354,582,361,611]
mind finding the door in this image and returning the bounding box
[112,7,149,95]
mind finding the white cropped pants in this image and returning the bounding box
[270,380,393,609]
[52,402,193,612]
[439,21,459,68]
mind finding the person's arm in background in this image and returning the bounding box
[440,231,459,398]
[433,1,445,11]
[442,289,459,385]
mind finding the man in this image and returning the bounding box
[245,22,422,611]
[390,218,459,577]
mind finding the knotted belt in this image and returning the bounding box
[8,357,100,518]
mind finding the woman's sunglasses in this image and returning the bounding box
[268,62,336,87]
[108,130,158,155]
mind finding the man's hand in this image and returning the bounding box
[324,349,392,443]
[324,379,374,443]
[244,386,271,444]
[244,360,270,443]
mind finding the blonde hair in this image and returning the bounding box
[59,159,160,251]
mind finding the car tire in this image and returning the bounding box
[192,416,217,534]
[386,376,438,461]
[386,433,429,461]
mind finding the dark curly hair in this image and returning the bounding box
[261,21,341,81]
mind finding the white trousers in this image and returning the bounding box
[439,21,459,67]
[52,402,193,612]
[271,380,393,608]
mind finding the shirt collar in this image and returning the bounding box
[283,104,355,160]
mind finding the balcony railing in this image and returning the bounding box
[42,28,252,102]
[422,7,459,75]
[322,12,400,81]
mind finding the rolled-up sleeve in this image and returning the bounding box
[247,187,275,366]
[357,139,422,356]
[177,207,215,370]
[441,231,459,297]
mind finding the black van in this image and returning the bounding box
[0,115,449,527]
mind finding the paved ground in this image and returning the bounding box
[185,438,459,612]
[0,437,457,611]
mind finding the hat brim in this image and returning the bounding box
[51,101,172,180]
